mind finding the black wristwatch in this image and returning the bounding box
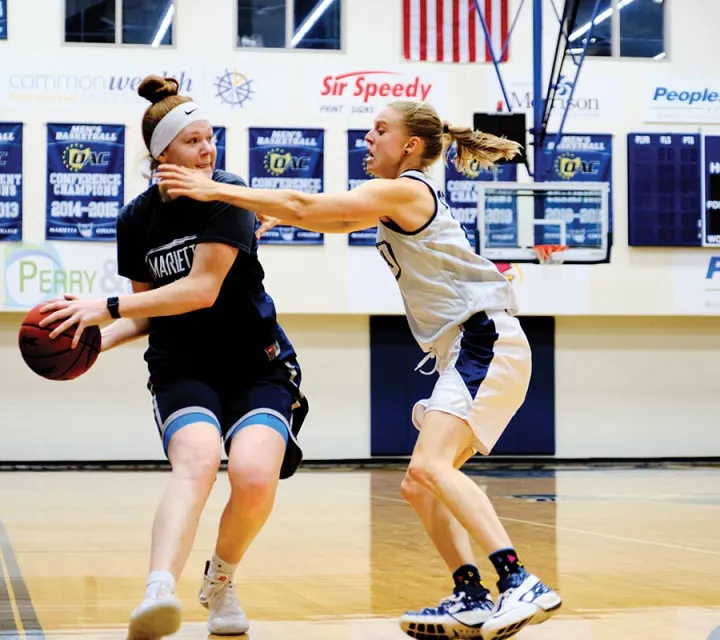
[107,296,121,319]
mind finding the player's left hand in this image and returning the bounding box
[38,295,110,348]
[155,164,218,202]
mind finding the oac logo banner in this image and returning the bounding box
[249,128,324,245]
[539,133,613,247]
[46,123,125,242]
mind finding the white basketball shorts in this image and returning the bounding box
[412,309,532,455]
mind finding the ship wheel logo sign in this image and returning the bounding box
[215,69,254,108]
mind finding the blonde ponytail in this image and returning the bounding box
[443,123,522,172]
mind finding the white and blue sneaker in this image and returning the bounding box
[399,588,495,639]
[198,561,250,636]
[480,572,561,640]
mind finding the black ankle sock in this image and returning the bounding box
[488,548,525,580]
[452,564,485,593]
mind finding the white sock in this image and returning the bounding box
[208,554,238,584]
[145,570,175,596]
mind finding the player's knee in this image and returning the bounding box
[406,457,446,491]
[173,450,221,487]
[400,472,427,506]
[168,430,222,486]
[227,462,279,513]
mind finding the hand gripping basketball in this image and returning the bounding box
[18,295,103,381]
[38,293,110,348]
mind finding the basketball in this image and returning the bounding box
[18,302,102,381]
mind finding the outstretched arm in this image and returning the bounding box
[286,219,376,233]
[256,212,370,235]
[255,211,373,235]
[155,164,423,231]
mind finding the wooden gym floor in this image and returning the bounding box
[1,463,719,639]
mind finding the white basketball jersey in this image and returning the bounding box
[375,170,519,351]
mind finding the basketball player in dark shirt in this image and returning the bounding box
[39,75,308,640]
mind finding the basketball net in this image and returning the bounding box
[533,244,568,264]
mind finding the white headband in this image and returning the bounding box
[150,101,209,159]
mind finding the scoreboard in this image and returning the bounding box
[705,136,720,245]
[627,133,720,247]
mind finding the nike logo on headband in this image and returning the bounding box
[185,107,199,115]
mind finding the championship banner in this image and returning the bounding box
[46,124,125,242]
[0,123,23,241]
[445,144,518,251]
[249,128,324,245]
[347,129,377,246]
[0,0,6,40]
[539,133,613,246]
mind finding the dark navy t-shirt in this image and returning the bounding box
[115,169,295,383]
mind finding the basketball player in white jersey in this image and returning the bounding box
[156,100,562,640]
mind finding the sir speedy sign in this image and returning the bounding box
[318,70,435,115]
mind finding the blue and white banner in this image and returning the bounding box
[0,0,6,40]
[214,126,226,171]
[0,123,23,241]
[347,130,377,246]
[249,128,324,245]
[46,124,125,242]
[445,144,518,251]
[539,133,613,247]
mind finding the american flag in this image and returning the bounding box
[403,0,510,64]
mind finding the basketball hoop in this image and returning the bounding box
[533,244,568,264]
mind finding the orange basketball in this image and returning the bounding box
[18,302,101,381]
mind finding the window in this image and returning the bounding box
[293,0,341,50]
[65,0,115,44]
[237,0,341,50]
[65,0,175,46]
[568,0,612,57]
[123,0,174,46]
[567,0,665,59]
[237,0,285,48]
[619,0,664,58]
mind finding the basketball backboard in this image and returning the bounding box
[476,182,610,264]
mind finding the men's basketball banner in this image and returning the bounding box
[347,130,377,247]
[539,134,613,246]
[445,144,517,251]
[403,0,510,63]
[46,124,125,242]
[249,128,324,245]
[0,123,23,241]
[0,0,6,40]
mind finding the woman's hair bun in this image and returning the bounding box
[137,75,180,104]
